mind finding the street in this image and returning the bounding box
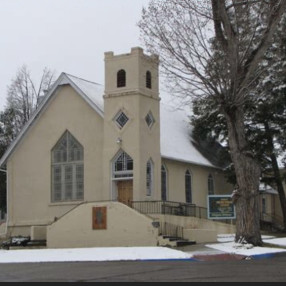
[0,256,286,282]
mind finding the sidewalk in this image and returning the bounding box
[175,233,286,261]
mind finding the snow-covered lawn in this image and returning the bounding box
[0,235,286,263]
[0,247,193,264]
[206,242,286,257]
[206,234,286,257]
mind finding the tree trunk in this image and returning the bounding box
[225,107,262,246]
[264,121,286,231]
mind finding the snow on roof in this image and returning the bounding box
[0,73,217,169]
[160,103,216,168]
[278,153,286,169]
[259,183,278,195]
[63,75,216,168]
[65,73,104,111]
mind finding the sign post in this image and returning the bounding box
[207,195,236,220]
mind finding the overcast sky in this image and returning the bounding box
[0,0,153,111]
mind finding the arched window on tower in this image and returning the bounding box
[117,69,126,87]
[146,71,152,89]
[112,150,133,179]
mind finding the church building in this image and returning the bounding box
[0,47,235,248]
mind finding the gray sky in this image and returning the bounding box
[0,0,152,111]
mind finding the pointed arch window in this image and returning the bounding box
[146,159,154,196]
[185,170,192,203]
[112,150,133,179]
[117,69,126,87]
[208,174,214,195]
[161,165,168,201]
[51,131,84,202]
[146,71,152,89]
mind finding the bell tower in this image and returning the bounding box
[102,47,161,203]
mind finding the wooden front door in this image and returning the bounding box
[117,180,133,206]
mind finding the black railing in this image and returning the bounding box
[159,222,184,239]
[131,200,208,219]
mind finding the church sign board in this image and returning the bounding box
[207,195,236,220]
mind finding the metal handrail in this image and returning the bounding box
[131,200,208,219]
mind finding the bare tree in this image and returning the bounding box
[6,65,56,136]
[139,0,286,246]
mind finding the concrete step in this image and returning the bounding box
[176,239,196,247]
[158,235,196,247]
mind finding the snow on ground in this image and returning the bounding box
[263,238,286,247]
[1,235,286,263]
[217,234,276,243]
[205,241,286,257]
[206,234,286,257]
[0,247,193,264]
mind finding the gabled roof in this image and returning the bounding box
[0,73,217,169]
[0,73,104,167]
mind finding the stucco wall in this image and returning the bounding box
[103,47,161,202]
[152,214,236,243]
[47,202,158,248]
[7,85,104,231]
[162,159,233,208]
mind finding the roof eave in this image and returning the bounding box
[161,155,221,169]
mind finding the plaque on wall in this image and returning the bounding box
[92,207,107,230]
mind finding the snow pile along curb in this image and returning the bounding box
[205,241,286,259]
[0,247,194,264]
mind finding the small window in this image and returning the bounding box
[161,165,168,201]
[185,170,192,203]
[145,111,155,128]
[262,198,266,214]
[146,159,153,196]
[117,69,126,87]
[114,111,129,129]
[208,174,214,195]
[146,71,152,89]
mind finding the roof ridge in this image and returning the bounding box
[64,72,103,86]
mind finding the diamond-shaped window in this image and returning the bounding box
[114,111,129,129]
[145,111,155,128]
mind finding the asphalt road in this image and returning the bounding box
[0,256,286,282]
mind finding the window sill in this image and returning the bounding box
[49,201,84,207]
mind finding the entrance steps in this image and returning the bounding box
[158,235,196,247]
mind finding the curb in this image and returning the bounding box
[251,251,286,260]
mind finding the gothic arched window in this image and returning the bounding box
[146,159,154,196]
[146,71,152,89]
[185,170,192,203]
[117,69,126,87]
[51,131,84,202]
[112,150,133,179]
[161,165,168,201]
